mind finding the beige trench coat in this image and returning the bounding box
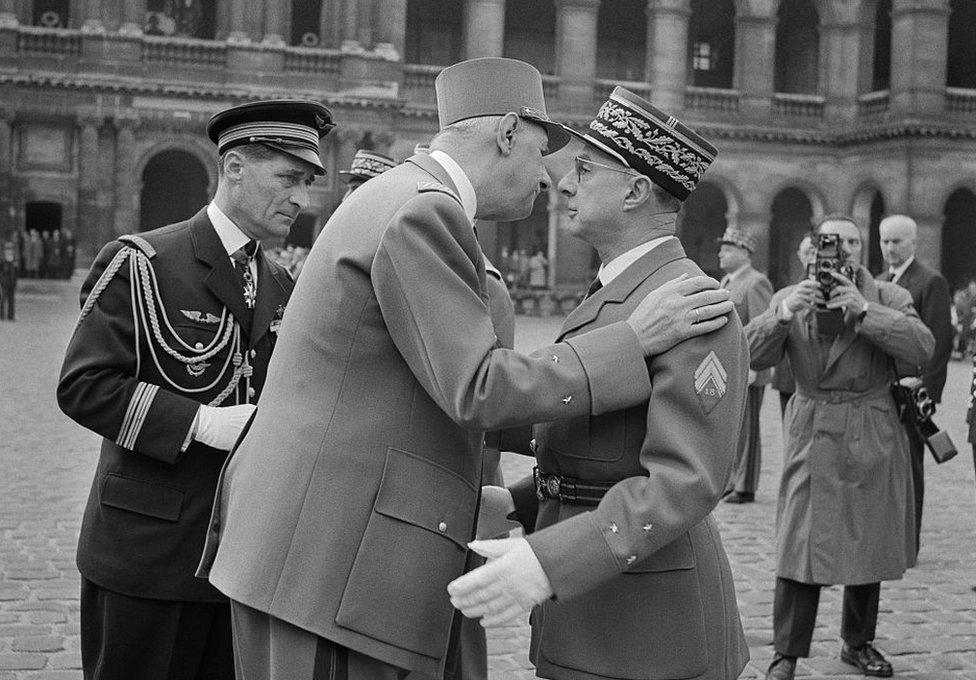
[746,270,934,584]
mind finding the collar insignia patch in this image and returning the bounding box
[694,351,727,413]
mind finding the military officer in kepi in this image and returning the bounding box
[338,148,398,200]
[57,99,334,680]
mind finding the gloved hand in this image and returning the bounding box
[476,486,522,539]
[447,537,553,628]
[193,403,256,451]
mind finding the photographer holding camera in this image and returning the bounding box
[746,215,934,680]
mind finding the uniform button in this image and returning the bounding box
[194,342,204,350]
[609,523,619,534]
[438,521,448,533]
[562,396,572,405]
[626,555,637,565]
[250,349,257,359]
[551,354,559,363]
[247,387,256,398]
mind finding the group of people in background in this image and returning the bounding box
[6,227,76,280]
[952,279,976,358]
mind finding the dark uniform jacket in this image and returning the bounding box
[199,152,654,678]
[58,208,292,602]
[510,238,750,680]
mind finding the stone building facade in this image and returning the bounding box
[1,0,975,291]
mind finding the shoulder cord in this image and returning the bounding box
[76,246,132,327]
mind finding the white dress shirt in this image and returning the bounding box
[428,150,478,225]
[598,236,673,286]
[207,202,258,284]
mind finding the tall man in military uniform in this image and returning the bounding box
[718,227,773,503]
[198,58,735,680]
[450,87,750,680]
[876,214,953,555]
[58,99,333,680]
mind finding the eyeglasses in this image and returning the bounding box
[574,156,643,182]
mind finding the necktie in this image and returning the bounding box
[231,240,258,316]
[584,276,603,299]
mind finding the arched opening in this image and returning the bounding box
[871,0,892,91]
[596,0,646,81]
[139,150,209,232]
[144,0,216,38]
[291,0,322,47]
[405,0,463,65]
[688,0,735,89]
[942,188,976,290]
[23,201,64,279]
[677,181,728,280]
[946,0,976,88]
[494,192,550,290]
[774,0,820,94]
[504,0,556,75]
[866,192,886,274]
[768,188,814,289]
[32,0,69,27]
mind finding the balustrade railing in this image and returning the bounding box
[857,90,889,117]
[773,93,825,118]
[593,79,650,104]
[283,46,341,74]
[142,36,225,68]
[402,63,440,101]
[946,87,976,115]
[684,86,739,114]
[16,26,81,57]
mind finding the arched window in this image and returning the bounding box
[596,0,646,81]
[144,0,216,38]
[504,0,556,75]
[139,150,209,232]
[942,188,976,289]
[774,0,820,94]
[946,0,976,88]
[32,0,69,27]
[688,0,735,89]
[768,188,814,289]
[291,0,322,47]
[871,0,892,91]
[405,0,463,65]
[866,192,886,274]
[677,181,729,280]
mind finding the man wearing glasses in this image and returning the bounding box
[450,87,750,680]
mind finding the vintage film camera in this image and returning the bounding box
[808,233,858,336]
[891,376,958,463]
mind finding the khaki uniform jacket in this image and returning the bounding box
[746,270,934,584]
[198,153,654,677]
[510,238,750,680]
[722,265,773,386]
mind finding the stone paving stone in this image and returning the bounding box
[0,656,46,671]
[47,652,82,669]
[23,673,83,680]
[11,637,63,653]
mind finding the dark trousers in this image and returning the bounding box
[0,286,13,320]
[728,385,765,494]
[80,577,234,680]
[229,600,408,680]
[773,577,880,657]
[905,424,924,556]
[779,391,792,418]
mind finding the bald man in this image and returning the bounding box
[877,214,953,556]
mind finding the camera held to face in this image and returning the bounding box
[890,376,958,464]
[808,233,857,335]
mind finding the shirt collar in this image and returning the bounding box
[889,255,914,283]
[428,150,478,224]
[598,236,673,286]
[207,202,252,258]
[724,263,751,283]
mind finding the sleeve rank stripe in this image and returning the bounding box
[116,382,159,450]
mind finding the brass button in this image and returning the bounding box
[609,523,619,534]
[250,349,257,359]
[551,354,559,363]
[194,342,204,350]
[247,387,256,398]
[438,521,448,533]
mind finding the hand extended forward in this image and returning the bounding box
[626,274,734,356]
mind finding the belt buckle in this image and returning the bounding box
[533,468,561,501]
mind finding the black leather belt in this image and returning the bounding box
[533,467,615,506]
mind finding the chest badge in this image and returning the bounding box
[181,309,221,324]
[186,361,211,378]
[694,351,727,414]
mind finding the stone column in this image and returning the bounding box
[373,0,406,59]
[646,0,691,113]
[821,21,860,121]
[0,0,17,28]
[464,0,505,58]
[81,0,104,32]
[915,214,943,266]
[340,0,361,49]
[77,114,102,252]
[356,0,374,47]
[555,0,600,108]
[0,110,11,239]
[889,0,949,115]
[734,13,776,118]
[227,0,250,42]
[112,115,139,237]
[262,0,288,45]
[119,0,145,34]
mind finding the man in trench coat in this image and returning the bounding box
[197,58,734,680]
[747,215,934,680]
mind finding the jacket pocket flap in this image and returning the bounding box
[100,473,184,522]
[374,448,476,548]
[627,533,696,573]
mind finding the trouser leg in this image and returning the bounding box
[840,582,881,648]
[773,577,821,658]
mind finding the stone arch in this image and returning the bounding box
[504,0,556,75]
[135,137,217,195]
[774,0,821,94]
[941,187,976,289]
[137,146,211,232]
[688,0,736,89]
[596,0,647,81]
[853,0,892,93]
[767,185,819,289]
[850,183,886,274]
[946,0,976,88]
[678,180,738,279]
[405,0,463,65]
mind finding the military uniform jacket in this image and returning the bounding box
[722,264,774,385]
[877,258,953,402]
[509,238,750,680]
[58,208,292,602]
[199,153,653,678]
[746,270,933,584]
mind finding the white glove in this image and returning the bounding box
[447,537,553,628]
[476,486,522,539]
[193,403,256,451]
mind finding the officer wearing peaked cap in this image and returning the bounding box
[450,86,750,680]
[200,59,733,680]
[339,149,398,200]
[58,99,333,680]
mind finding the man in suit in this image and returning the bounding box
[198,58,735,680]
[877,214,953,554]
[57,100,333,680]
[718,227,773,503]
[450,86,750,680]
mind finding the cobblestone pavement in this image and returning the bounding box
[0,280,974,679]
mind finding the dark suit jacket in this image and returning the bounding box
[510,238,750,680]
[879,258,952,401]
[199,153,654,677]
[722,264,773,385]
[58,208,292,601]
